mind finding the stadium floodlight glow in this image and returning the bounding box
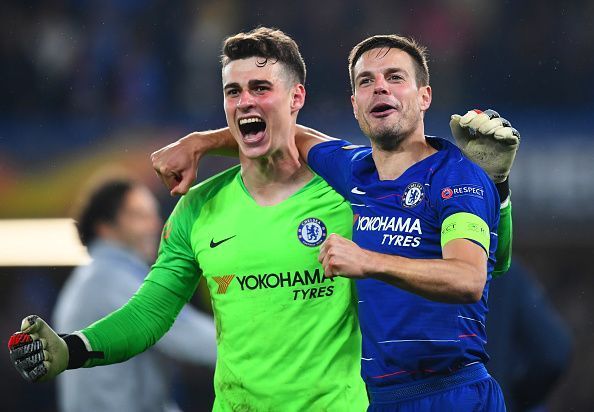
[0,219,90,267]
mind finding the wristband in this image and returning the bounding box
[63,334,104,369]
[495,179,510,205]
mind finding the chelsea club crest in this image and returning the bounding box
[297,218,327,247]
[402,182,424,208]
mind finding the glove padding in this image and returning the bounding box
[450,109,520,183]
[8,315,68,382]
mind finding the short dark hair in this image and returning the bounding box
[76,179,135,246]
[221,27,306,85]
[348,35,430,92]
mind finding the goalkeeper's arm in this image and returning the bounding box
[494,199,512,277]
[8,280,188,382]
[450,109,520,276]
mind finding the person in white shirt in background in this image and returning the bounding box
[53,177,217,412]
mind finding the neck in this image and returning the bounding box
[371,131,436,181]
[240,140,313,206]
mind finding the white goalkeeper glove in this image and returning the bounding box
[450,109,520,183]
[8,316,104,382]
[8,315,69,382]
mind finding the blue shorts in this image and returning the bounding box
[367,363,506,412]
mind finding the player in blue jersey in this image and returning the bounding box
[151,33,518,411]
[300,35,507,411]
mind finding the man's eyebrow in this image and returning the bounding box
[356,67,407,82]
[384,67,406,76]
[248,79,273,87]
[223,82,240,90]
[355,70,373,82]
[223,80,273,90]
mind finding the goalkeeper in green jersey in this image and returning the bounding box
[9,28,368,411]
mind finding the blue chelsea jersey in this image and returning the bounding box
[308,137,500,389]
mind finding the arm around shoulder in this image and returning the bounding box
[295,124,339,161]
[151,128,239,196]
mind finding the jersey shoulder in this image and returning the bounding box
[427,137,498,202]
[176,165,241,216]
[313,139,372,161]
[430,137,492,183]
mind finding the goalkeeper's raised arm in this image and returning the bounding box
[152,109,520,203]
[450,109,520,275]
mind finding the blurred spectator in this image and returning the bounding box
[180,0,237,116]
[2,1,591,119]
[52,177,217,412]
[487,260,572,412]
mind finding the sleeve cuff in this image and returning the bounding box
[63,332,104,369]
[495,179,510,206]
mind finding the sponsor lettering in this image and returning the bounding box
[292,286,335,300]
[215,268,336,301]
[381,234,421,247]
[356,216,422,234]
[235,269,332,290]
[356,216,423,248]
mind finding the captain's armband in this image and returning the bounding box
[441,212,490,254]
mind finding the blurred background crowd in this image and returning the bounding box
[1,0,593,410]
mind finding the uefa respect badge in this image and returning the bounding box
[297,218,327,247]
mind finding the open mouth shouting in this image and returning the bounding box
[238,116,267,145]
[369,102,398,118]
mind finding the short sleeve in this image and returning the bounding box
[433,162,500,255]
[307,140,369,198]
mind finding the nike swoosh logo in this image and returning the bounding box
[351,187,366,195]
[210,235,236,248]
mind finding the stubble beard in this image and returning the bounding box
[360,106,421,151]
[360,116,406,151]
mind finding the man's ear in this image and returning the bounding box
[291,84,306,112]
[418,85,432,112]
[351,94,359,120]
